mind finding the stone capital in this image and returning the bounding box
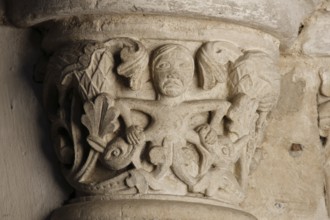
[5,1,295,219]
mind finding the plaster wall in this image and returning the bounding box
[0,26,71,220]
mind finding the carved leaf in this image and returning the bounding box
[117,41,148,91]
[77,48,114,100]
[59,39,148,101]
[61,45,114,101]
[196,41,242,90]
[81,94,120,140]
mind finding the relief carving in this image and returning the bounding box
[44,38,280,205]
[318,68,330,215]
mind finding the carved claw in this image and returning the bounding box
[196,124,217,146]
[126,125,145,145]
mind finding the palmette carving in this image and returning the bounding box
[76,94,120,182]
[44,38,280,205]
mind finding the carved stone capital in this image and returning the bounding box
[9,3,283,219]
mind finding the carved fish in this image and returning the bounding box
[101,137,135,170]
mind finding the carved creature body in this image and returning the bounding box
[229,51,280,131]
[45,39,280,205]
[193,125,248,203]
[116,44,231,186]
[117,98,230,185]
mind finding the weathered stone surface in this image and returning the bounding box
[301,11,330,56]
[242,57,328,220]
[41,14,280,55]
[2,1,330,220]
[6,0,323,49]
[41,31,279,218]
[51,197,257,220]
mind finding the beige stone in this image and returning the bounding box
[2,1,330,220]
[301,11,330,56]
[6,0,324,50]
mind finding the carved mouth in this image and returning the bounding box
[163,79,183,88]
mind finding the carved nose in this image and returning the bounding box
[167,72,178,79]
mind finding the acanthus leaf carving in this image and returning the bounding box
[75,94,120,182]
[45,38,280,206]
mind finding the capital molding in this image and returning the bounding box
[5,1,289,219]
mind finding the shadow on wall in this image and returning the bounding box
[19,28,74,220]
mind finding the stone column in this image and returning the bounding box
[7,1,318,219]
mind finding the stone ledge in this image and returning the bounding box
[6,0,323,50]
[51,197,257,220]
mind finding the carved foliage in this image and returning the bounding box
[81,94,119,152]
[59,38,149,102]
[45,39,280,205]
[62,47,114,100]
[196,41,243,90]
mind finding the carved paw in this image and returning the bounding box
[196,124,217,146]
[126,125,145,145]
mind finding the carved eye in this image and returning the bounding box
[156,62,171,69]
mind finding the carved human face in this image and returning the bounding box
[152,45,194,97]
